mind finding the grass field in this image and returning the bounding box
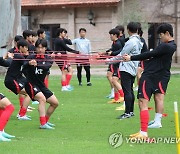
[0,74,179,154]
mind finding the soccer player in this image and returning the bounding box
[72,28,92,86]
[31,31,38,46]
[99,28,123,100]
[0,55,15,142]
[4,39,32,120]
[23,39,59,129]
[54,28,79,91]
[23,30,36,52]
[5,35,26,108]
[108,22,143,119]
[123,23,176,139]
[37,29,51,88]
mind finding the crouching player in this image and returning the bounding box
[0,56,15,141]
[23,39,59,129]
[4,39,32,120]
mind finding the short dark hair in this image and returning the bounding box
[79,28,86,33]
[17,39,28,49]
[115,25,124,33]
[137,22,143,37]
[157,23,173,37]
[109,28,120,38]
[35,39,47,48]
[56,28,67,37]
[23,30,33,39]
[14,35,23,42]
[127,22,139,33]
[37,29,45,37]
[31,31,37,37]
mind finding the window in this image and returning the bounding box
[40,24,60,50]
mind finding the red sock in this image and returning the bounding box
[44,78,49,88]
[114,92,119,101]
[19,107,27,117]
[118,89,124,97]
[66,74,72,85]
[61,80,67,87]
[19,96,24,107]
[40,116,46,125]
[46,115,50,122]
[0,109,4,117]
[140,110,149,132]
[0,104,14,131]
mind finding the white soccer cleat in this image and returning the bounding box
[148,122,162,128]
[18,115,32,121]
[61,86,72,91]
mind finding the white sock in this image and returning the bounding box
[123,102,125,107]
[154,113,162,124]
[0,131,3,136]
[111,88,114,95]
[140,130,148,137]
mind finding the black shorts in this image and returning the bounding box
[0,93,5,100]
[25,82,53,101]
[138,75,170,101]
[4,77,26,95]
[107,64,120,78]
[55,59,71,71]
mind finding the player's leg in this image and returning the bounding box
[0,95,15,141]
[77,64,82,85]
[18,89,31,120]
[117,71,134,119]
[106,68,114,98]
[46,94,59,127]
[148,93,164,128]
[66,65,74,90]
[84,65,91,86]
[130,76,153,139]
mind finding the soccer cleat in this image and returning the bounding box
[40,123,55,129]
[18,115,32,120]
[108,97,124,104]
[28,106,35,110]
[17,114,31,118]
[87,82,92,86]
[116,113,131,119]
[61,86,72,92]
[32,101,39,105]
[47,122,55,127]
[79,82,82,86]
[66,85,74,90]
[148,120,155,126]
[148,122,162,128]
[115,105,125,111]
[0,134,11,142]
[130,112,135,117]
[129,132,148,140]
[27,108,33,112]
[2,132,15,139]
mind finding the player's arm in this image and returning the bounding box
[126,44,169,61]
[110,43,123,56]
[61,40,79,54]
[107,40,134,64]
[0,57,12,67]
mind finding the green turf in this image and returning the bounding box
[0,74,179,154]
